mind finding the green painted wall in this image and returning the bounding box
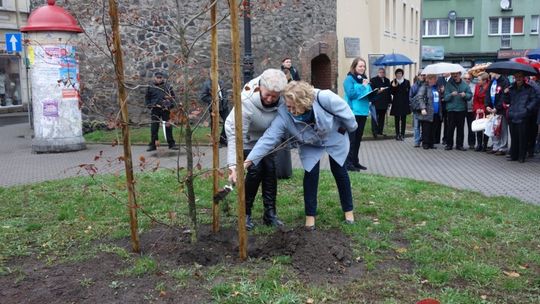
[422,0,540,54]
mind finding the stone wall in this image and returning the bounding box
[30,0,337,122]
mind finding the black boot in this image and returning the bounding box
[245,215,255,231]
[262,203,283,227]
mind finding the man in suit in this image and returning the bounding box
[369,68,391,138]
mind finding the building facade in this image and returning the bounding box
[337,0,422,96]
[0,0,29,110]
[23,0,422,120]
[422,0,540,67]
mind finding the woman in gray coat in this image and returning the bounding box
[243,81,358,229]
[413,74,442,149]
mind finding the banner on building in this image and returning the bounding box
[422,45,445,60]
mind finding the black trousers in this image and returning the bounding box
[465,111,476,148]
[476,131,489,149]
[210,109,229,143]
[446,111,466,148]
[441,109,448,144]
[509,122,527,161]
[526,115,538,155]
[394,115,407,137]
[421,114,441,148]
[243,149,277,215]
[149,107,175,147]
[371,109,387,135]
[348,115,367,166]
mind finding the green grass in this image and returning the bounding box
[83,115,411,144]
[84,126,214,145]
[1,170,539,303]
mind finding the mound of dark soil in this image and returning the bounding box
[0,225,366,303]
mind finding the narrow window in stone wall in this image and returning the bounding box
[416,10,419,41]
[402,3,406,39]
[531,15,539,34]
[385,0,390,33]
[393,0,397,35]
[410,8,414,41]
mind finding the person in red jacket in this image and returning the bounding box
[472,72,490,151]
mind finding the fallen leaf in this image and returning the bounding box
[368,201,375,205]
[395,247,408,254]
[233,291,240,297]
[159,290,167,297]
[306,298,314,304]
[416,221,427,227]
[518,264,529,270]
[503,271,520,278]
[481,295,487,300]
[421,279,429,284]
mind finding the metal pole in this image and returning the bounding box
[242,0,253,85]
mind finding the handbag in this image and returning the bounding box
[471,113,489,132]
[484,114,499,137]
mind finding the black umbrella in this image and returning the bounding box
[485,61,538,76]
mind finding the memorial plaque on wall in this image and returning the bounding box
[344,37,360,58]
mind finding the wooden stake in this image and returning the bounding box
[228,0,247,260]
[108,0,140,253]
[210,0,220,233]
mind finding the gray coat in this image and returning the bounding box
[414,84,441,122]
[247,89,357,172]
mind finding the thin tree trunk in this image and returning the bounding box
[183,64,198,243]
[228,0,247,260]
[108,0,140,253]
[210,0,220,233]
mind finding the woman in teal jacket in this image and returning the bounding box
[343,57,372,171]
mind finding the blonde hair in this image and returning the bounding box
[478,72,489,82]
[283,81,315,111]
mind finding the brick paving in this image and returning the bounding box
[1,119,539,205]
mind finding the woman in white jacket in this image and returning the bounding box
[225,69,287,230]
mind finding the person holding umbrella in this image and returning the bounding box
[343,57,371,171]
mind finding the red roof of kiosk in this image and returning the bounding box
[21,0,83,33]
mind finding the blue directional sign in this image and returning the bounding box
[5,33,22,52]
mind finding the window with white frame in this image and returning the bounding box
[489,17,524,35]
[455,18,473,36]
[423,19,449,37]
[531,15,539,34]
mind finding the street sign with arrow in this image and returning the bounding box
[5,33,22,53]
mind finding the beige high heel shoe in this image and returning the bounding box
[305,216,315,231]
[344,211,355,224]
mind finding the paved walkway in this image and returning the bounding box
[1,120,539,205]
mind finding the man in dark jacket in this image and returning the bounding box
[281,58,300,82]
[444,72,472,150]
[504,72,538,162]
[200,77,230,146]
[145,71,178,151]
[370,68,391,138]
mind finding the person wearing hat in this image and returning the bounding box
[145,71,178,151]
